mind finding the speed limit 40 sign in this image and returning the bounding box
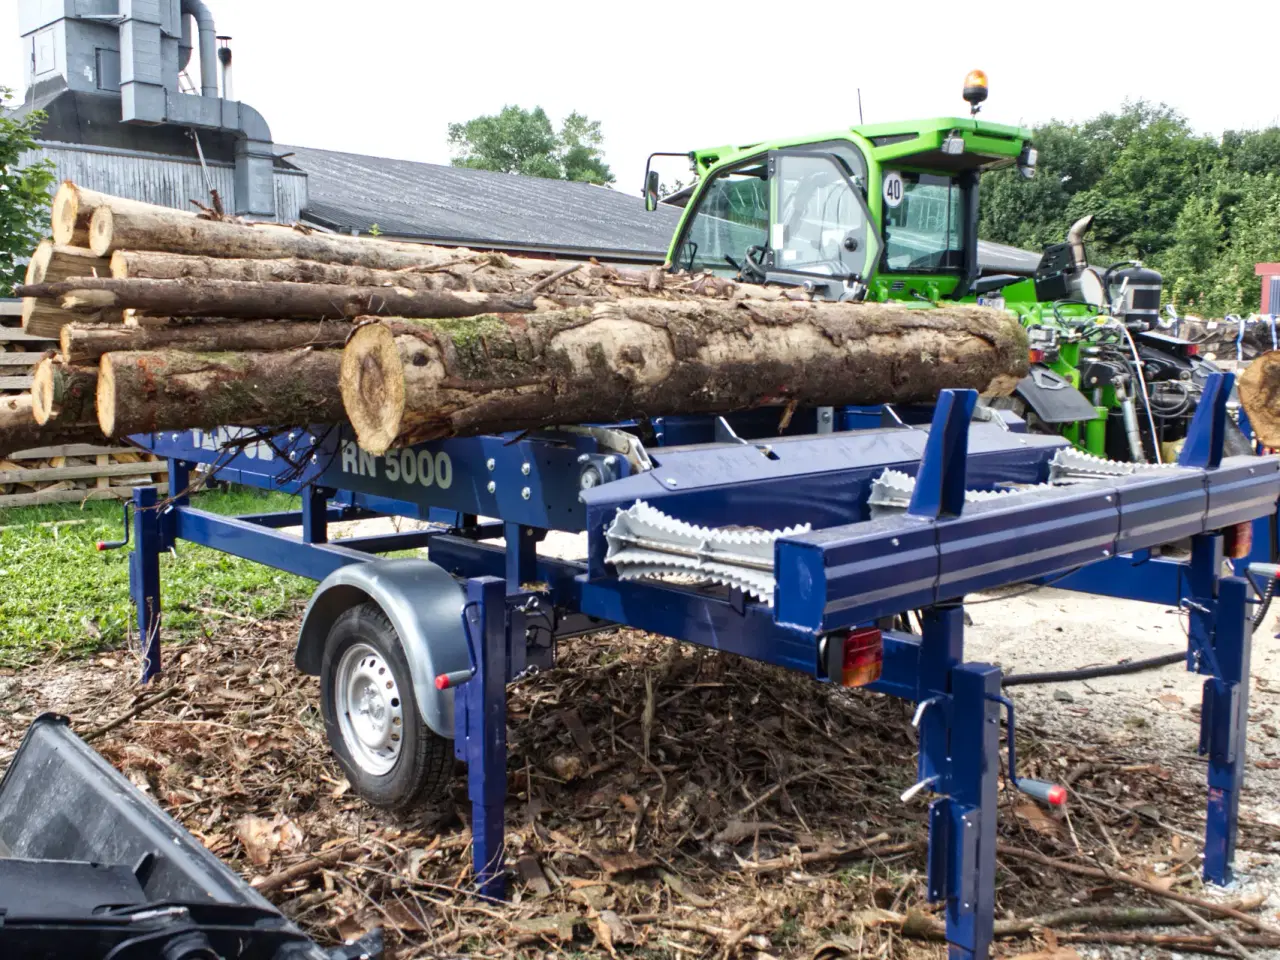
[883,171,904,208]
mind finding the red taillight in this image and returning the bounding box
[1225,521,1253,560]
[841,627,884,687]
[1029,348,1044,364]
[1185,343,1199,356]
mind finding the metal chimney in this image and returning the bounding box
[217,36,233,101]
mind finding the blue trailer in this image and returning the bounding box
[110,373,1277,960]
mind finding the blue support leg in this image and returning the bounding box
[942,662,1001,960]
[460,576,509,898]
[129,486,163,683]
[504,522,538,595]
[917,605,964,788]
[167,458,190,505]
[1202,576,1252,884]
[301,484,330,544]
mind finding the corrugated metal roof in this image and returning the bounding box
[283,145,682,258]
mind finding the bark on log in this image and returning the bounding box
[0,394,102,459]
[1238,351,1280,448]
[52,181,188,247]
[340,298,1029,455]
[18,278,535,322]
[90,201,474,269]
[32,358,99,426]
[61,319,350,362]
[108,250,498,289]
[98,349,346,437]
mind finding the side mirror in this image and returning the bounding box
[644,171,660,212]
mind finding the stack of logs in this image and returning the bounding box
[3,181,1030,474]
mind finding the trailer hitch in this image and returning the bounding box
[988,693,1067,807]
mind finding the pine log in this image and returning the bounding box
[98,349,345,437]
[18,278,535,322]
[1238,351,1280,448]
[61,319,349,362]
[32,357,99,426]
[52,181,188,247]
[91,202,470,268]
[25,241,112,284]
[23,299,125,338]
[340,298,1029,455]
[21,241,115,331]
[108,250,487,289]
[0,394,102,459]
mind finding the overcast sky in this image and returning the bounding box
[5,0,1279,198]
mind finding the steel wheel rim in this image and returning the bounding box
[334,642,405,776]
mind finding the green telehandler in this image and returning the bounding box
[642,71,1244,463]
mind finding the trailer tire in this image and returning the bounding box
[320,602,453,809]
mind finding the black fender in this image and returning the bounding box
[296,559,469,739]
[1013,366,1101,425]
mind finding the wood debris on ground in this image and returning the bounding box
[1,618,1277,959]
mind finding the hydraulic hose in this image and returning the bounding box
[1119,323,1163,464]
[1002,651,1186,687]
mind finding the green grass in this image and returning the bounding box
[0,488,313,663]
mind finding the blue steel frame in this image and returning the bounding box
[118,378,1275,959]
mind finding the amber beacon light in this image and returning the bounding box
[963,69,989,115]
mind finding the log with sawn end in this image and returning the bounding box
[0,394,103,459]
[1238,350,1280,448]
[17,278,536,322]
[32,357,99,426]
[52,181,190,247]
[90,201,473,269]
[61,319,350,362]
[98,348,346,437]
[340,298,1029,455]
[21,241,119,335]
[107,250,519,291]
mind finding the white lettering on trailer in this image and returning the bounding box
[338,441,452,489]
[189,427,273,460]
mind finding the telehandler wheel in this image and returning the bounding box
[319,602,453,809]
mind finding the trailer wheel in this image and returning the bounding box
[320,602,452,809]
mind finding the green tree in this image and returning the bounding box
[447,106,614,185]
[0,88,55,295]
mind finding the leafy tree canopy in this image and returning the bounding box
[980,101,1280,315]
[447,106,614,186]
[0,87,56,295]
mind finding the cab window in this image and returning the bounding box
[772,153,875,279]
[881,172,963,272]
[675,160,768,273]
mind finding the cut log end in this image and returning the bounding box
[31,358,57,425]
[89,205,115,258]
[25,240,54,285]
[51,181,81,246]
[97,353,118,437]
[1239,351,1280,448]
[340,324,406,456]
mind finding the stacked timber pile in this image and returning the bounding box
[4,182,1031,466]
[1,285,164,508]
